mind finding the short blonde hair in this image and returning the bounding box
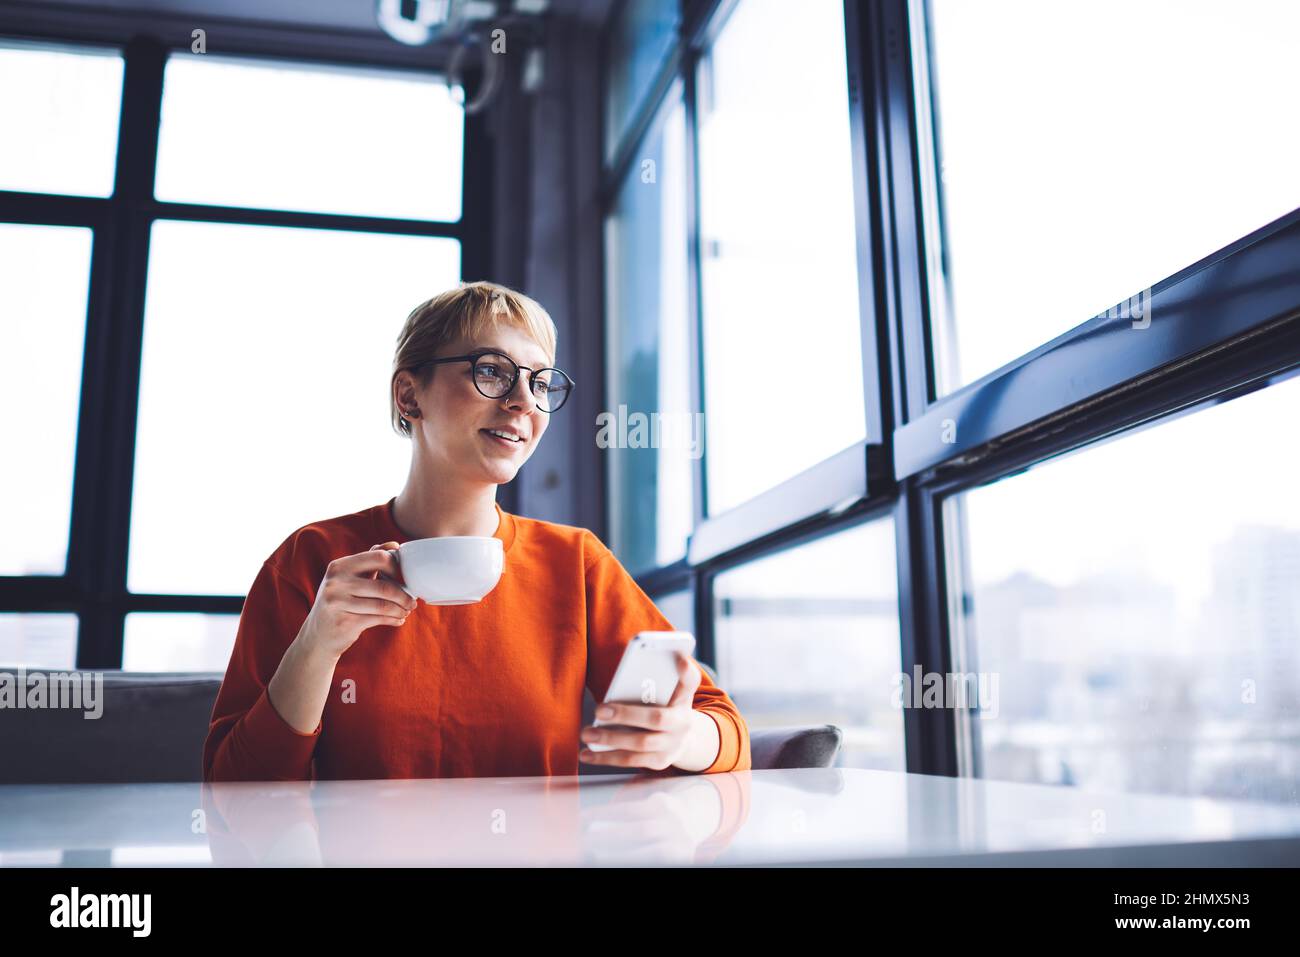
[390,281,559,438]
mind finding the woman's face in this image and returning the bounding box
[403,324,553,486]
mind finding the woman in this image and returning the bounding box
[202,281,750,781]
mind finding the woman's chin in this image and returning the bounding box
[479,461,521,484]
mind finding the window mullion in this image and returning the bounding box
[72,35,164,670]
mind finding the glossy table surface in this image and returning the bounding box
[2,768,1299,867]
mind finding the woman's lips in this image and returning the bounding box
[481,429,523,449]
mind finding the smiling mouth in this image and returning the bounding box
[481,429,524,447]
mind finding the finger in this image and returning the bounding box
[368,542,405,584]
[358,613,410,632]
[666,652,701,708]
[580,747,633,766]
[580,747,664,770]
[348,577,416,612]
[335,540,400,579]
[595,703,673,731]
[353,616,408,631]
[350,607,411,627]
[339,594,415,618]
[583,723,667,752]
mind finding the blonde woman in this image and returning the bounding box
[203,281,750,781]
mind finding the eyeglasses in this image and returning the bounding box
[422,350,575,413]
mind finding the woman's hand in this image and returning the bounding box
[296,542,419,661]
[579,651,722,773]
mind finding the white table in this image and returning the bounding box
[2,768,1299,866]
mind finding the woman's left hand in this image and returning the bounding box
[579,651,720,773]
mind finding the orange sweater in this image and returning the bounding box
[202,499,751,781]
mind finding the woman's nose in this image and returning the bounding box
[503,373,539,412]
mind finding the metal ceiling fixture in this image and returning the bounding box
[376,0,459,46]
[375,0,549,113]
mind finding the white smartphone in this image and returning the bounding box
[588,631,697,751]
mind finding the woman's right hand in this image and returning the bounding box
[297,542,419,660]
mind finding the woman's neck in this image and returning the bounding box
[391,479,500,540]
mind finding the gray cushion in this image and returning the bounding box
[0,670,222,784]
[750,724,843,769]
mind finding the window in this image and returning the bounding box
[713,518,904,771]
[599,0,886,776]
[603,0,681,161]
[592,0,1300,806]
[653,588,695,637]
[695,0,866,514]
[0,41,123,197]
[127,220,460,595]
[604,93,694,573]
[920,0,1300,392]
[950,373,1300,803]
[123,614,239,672]
[155,54,464,220]
[0,615,79,669]
[1,34,477,672]
[0,224,92,576]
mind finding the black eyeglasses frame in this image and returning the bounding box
[419,349,575,413]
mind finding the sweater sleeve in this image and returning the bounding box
[583,534,751,774]
[202,560,323,782]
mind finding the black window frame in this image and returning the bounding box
[0,24,490,671]
[599,0,1300,778]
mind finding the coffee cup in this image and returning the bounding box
[390,536,504,605]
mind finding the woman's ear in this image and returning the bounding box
[395,371,418,409]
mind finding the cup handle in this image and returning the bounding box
[387,547,414,599]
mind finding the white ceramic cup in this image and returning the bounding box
[390,536,504,605]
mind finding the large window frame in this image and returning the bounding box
[598,0,897,746]
[0,27,490,671]
[599,0,1300,779]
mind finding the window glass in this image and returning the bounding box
[604,95,694,573]
[110,846,213,865]
[604,0,680,160]
[0,42,123,197]
[713,517,904,770]
[922,0,1300,391]
[123,613,239,672]
[127,219,460,595]
[953,373,1300,803]
[0,224,92,575]
[0,851,64,866]
[0,614,79,669]
[652,588,694,636]
[696,0,865,513]
[155,55,464,220]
